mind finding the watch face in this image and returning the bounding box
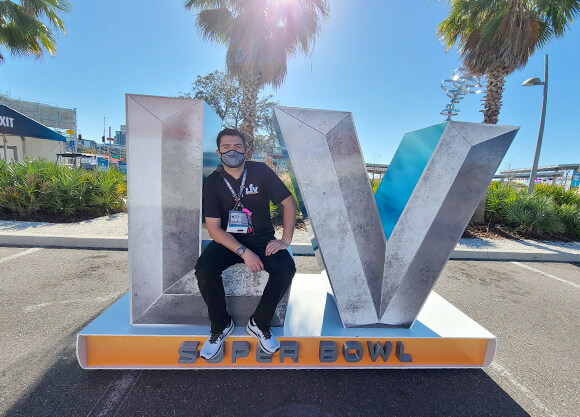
[237,247,245,256]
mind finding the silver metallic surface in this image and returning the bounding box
[274,107,385,327]
[178,341,199,364]
[319,341,338,362]
[396,341,413,362]
[367,341,393,362]
[342,341,363,362]
[380,122,518,326]
[440,67,483,120]
[127,95,290,326]
[274,106,518,328]
[279,341,299,363]
[128,94,216,323]
[231,341,250,363]
[256,347,273,363]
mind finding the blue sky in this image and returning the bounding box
[1,0,578,170]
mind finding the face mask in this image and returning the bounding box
[220,149,245,168]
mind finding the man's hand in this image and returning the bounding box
[265,239,290,256]
[241,249,264,272]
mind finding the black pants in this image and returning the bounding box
[194,234,296,333]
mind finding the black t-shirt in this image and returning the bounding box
[203,161,291,238]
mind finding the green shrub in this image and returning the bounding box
[485,182,517,223]
[504,193,564,236]
[533,183,580,206]
[0,158,126,221]
[270,172,302,222]
[558,203,580,239]
[483,182,580,239]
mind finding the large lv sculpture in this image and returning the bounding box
[126,94,517,329]
[77,97,517,369]
[274,107,518,328]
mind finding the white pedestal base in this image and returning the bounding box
[77,274,496,369]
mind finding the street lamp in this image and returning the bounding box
[522,54,548,193]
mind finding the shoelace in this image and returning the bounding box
[252,318,272,340]
[209,332,221,343]
[262,328,272,340]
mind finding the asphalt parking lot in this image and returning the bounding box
[0,246,578,417]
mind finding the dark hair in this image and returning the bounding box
[216,128,246,149]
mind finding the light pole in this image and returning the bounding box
[522,54,548,193]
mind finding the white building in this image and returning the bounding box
[1,104,66,162]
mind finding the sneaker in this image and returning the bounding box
[200,318,234,360]
[246,316,279,354]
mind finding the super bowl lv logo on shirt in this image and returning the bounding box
[245,184,259,195]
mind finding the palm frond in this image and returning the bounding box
[0,0,69,62]
[196,8,232,43]
[184,0,228,11]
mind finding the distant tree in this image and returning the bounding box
[438,0,579,124]
[181,70,243,129]
[0,0,71,64]
[180,70,280,157]
[184,0,329,155]
[253,96,280,157]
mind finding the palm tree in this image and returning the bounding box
[438,0,579,124]
[185,0,329,155]
[0,0,71,64]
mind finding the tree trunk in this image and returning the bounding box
[483,69,506,124]
[239,72,262,158]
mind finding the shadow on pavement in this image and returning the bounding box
[5,357,530,417]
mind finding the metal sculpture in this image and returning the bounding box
[274,106,518,327]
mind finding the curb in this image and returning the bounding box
[0,234,128,250]
[451,249,579,263]
[0,234,578,262]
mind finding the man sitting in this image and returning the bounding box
[195,128,297,360]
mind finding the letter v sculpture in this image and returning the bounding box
[274,107,518,328]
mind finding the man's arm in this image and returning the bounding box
[205,217,264,272]
[265,195,297,256]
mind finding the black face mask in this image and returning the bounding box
[220,149,245,168]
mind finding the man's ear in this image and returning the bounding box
[216,149,221,157]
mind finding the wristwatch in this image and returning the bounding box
[237,245,247,256]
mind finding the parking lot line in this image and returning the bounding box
[489,361,557,417]
[86,371,141,417]
[511,262,580,289]
[0,247,43,265]
[24,294,119,313]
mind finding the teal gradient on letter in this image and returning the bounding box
[376,122,446,241]
[202,102,223,179]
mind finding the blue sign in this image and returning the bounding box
[118,161,127,174]
[97,157,109,171]
[69,140,75,149]
[0,104,66,142]
[571,169,580,189]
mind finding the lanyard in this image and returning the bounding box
[223,169,247,208]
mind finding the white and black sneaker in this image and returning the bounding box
[200,318,234,360]
[246,316,280,354]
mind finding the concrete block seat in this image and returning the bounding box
[133,256,292,327]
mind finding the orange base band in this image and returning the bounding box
[82,336,489,369]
